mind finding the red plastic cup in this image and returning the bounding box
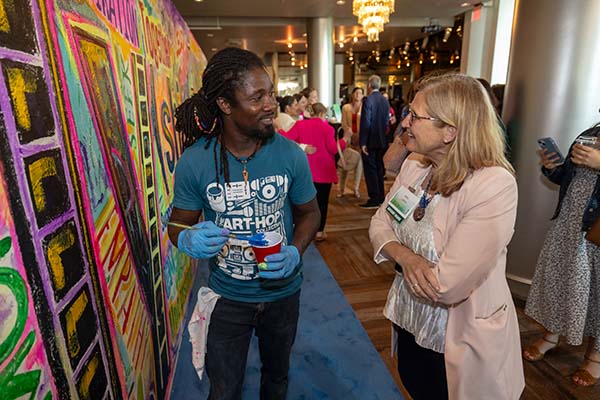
[252,232,283,264]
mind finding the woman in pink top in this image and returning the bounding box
[283,103,351,241]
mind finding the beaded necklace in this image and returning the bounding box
[413,174,437,221]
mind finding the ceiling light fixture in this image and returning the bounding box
[352,0,395,42]
[336,0,346,4]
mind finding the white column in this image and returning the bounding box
[270,52,279,92]
[307,17,334,108]
[460,2,498,80]
[460,0,516,83]
[504,0,600,297]
[490,0,516,84]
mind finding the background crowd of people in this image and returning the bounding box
[170,47,600,400]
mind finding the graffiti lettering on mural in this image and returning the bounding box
[76,349,108,399]
[2,61,55,144]
[116,50,138,160]
[59,287,98,369]
[161,99,180,174]
[42,220,85,303]
[0,0,37,53]
[96,198,155,391]
[24,149,70,228]
[0,240,51,400]
[142,13,170,67]
[80,143,109,215]
[94,0,139,47]
[146,67,170,197]
[73,32,172,391]
[75,35,152,293]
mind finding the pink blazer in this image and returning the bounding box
[282,118,346,184]
[370,156,524,400]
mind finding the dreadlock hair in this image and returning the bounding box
[174,47,267,183]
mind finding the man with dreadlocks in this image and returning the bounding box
[168,47,320,399]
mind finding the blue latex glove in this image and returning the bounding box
[177,221,230,259]
[258,245,300,279]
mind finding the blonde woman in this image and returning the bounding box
[369,74,523,399]
[338,87,364,198]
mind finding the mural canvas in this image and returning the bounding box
[0,0,206,398]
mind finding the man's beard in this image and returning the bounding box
[248,124,276,140]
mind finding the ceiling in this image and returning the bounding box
[172,0,471,59]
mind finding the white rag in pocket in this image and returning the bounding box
[188,287,221,380]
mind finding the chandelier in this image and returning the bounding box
[352,0,395,42]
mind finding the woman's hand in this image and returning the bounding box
[342,131,353,145]
[538,148,561,170]
[571,144,600,169]
[400,252,440,302]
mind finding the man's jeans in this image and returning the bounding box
[205,290,301,400]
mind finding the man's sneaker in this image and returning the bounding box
[359,200,381,209]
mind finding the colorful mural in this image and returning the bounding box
[0,0,205,398]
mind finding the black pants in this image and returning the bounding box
[314,182,331,231]
[206,291,301,400]
[395,325,448,400]
[361,149,385,204]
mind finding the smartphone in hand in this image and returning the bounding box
[537,137,565,165]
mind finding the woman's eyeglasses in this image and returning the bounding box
[406,108,443,126]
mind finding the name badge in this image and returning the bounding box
[386,185,419,223]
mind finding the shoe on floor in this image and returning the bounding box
[522,335,558,362]
[354,190,361,199]
[359,200,380,209]
[572,355,600,386]
[336,192,345,198]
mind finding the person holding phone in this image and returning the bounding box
[524,123,600,387]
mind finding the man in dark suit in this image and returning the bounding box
[359,75,390,208]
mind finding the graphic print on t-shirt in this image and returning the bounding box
[207,174,289,280]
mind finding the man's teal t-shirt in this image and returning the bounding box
[172,134,316,302]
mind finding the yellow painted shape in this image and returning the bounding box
[28,156,57,213]
[65,290,89,358]
[78,352,99,399]
[0,0,10,32]
[7,67,36,131]
[47,227,75,291]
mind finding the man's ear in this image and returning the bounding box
[443,125,457,144]
[216,97,232,115]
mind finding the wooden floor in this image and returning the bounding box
[316,178,600,400]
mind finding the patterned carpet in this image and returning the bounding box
[169,244,403,399]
